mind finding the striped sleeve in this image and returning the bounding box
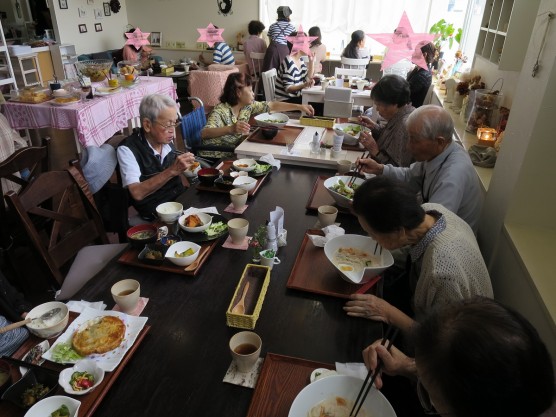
[214,43,235,65]
[275,57,307,99]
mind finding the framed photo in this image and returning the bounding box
[79,24,87,33]
[59,0,68,9]
[78,7,87,17]
[150,31,162,47]
[94,8,103,19]
[103,2,111,16]
[95,23,102,32]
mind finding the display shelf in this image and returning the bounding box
[50,44,77,79]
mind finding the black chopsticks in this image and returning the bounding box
[347,151,368,187]
[1,356,59,375]
[349,325,399,417]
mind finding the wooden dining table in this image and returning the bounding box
[3,164,386,417]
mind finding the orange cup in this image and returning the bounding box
[124,74,134,81]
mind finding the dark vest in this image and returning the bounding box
[119,130,184,218]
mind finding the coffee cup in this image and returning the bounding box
[356,80,367,90]
[229,331,262,373]
[230,188,248,210]
[321,79,329,90]
[111,279,140,313]
[49,81,61,92]
[318,205,338,227]
[227,218,249,244]
[337,160,352,175]
[259,250,281,270]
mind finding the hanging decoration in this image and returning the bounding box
[217,0,233,16]
[197,23,225,48]
[285,25,317,57]
[110,0,121,14]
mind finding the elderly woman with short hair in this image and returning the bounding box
[344,176,493,333]
[117,94,196,220]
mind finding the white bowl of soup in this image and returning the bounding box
[324,234,393,284]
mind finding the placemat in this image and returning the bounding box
[2,312,150,417]
[246,125,303,146]
[195,160,269,196]
[286,230,380,299]
[305,176,352,215]
[245,353,333,417]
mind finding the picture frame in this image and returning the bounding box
[78,7,87,17]
[103,2,110,16]
[95,23,102,32]
[59,0,68,9]
[79,24,87,33]
[94,8,103,19]
[150,31,162,47]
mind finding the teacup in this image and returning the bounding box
[259,250,281,270]
[229,331,262,373]
[228,218,249,244]
[321,80,329,90]
[337,160,352,175]
[111,279,140,313]
[318,205,338,227]
[230,188,248,210]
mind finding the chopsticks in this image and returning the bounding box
[347,151,369,187]
[349,325,399,417]
[1,356,59,375]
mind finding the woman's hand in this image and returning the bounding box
[344,294,391,323]
[356,157,383,175]
[362,340,415,389]
[358,115,378,129]
[299,104,315,116]
[359,130,379,156]
[231,120,251,135]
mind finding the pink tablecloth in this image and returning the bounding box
[3,77,176,147]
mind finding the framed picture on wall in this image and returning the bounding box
[59,0,68,9]
[94,9,103,19]
[79,24,87,33]
[95,23,102,32]
[150,32,162,47]
[78,8,87,17]
[103,2,110,16]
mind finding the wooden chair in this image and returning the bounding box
[261,68,277,102]
[249,51,266,99]
[5,166,126,299]
[341,56,368,69]
[334,67,366,79]
[188,66,239,110]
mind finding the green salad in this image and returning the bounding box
[253,163,272,175]
[331,179,359,200]
[205,221,228,237]
[51,342,83,362]
[340,124,362,137]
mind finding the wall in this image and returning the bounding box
[49,0,129,54]
[472,55,519,108]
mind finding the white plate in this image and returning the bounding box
[19,340,49,375]
[42,307,148,372]
[94,87,122,96]
[50,98,80,106]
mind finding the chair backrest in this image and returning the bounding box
[5,167,109,286]
[179,97,206,150]
[341,57,368,69]
[262,68,277,102]
[250,51,266,76]
[188,67,239,109]
[334,67,366,78]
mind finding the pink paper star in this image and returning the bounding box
[197,23,225,48]
[286,25,317,57]
[125,28,151,50]
[368,12,436,71]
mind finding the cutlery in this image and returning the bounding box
[231,282,250,314]
[184,246,209,271]
[0,356,59,375]
[0,308,62,334]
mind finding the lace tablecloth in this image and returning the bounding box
[3,77,176,148]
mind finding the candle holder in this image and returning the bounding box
[476,127,497,147]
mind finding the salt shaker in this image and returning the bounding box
[266,221,278,253]
[310,132,320,154]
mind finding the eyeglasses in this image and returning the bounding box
[154,120,181,130]
[417,379,440,415]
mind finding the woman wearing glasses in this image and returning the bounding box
[117,94,196,220]
[363,297,555,417]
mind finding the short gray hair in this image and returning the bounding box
[406,105,453,143]
[139,94,178,122]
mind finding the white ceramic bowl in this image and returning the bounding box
[156,202,183,223]
[334,123,365,145]
[165,241,201,266]
[232,176,257,192]
[183,162,202,178]
[288,375,396,417]
[178,212,213,233]
[254,112,289,128]
[58,360,105,395]
[24,395,81,417]
[323,176,365,208]
[324,234,394,284]
[26,302,69,339]
[233,158,257,172]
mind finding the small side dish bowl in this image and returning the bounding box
[214,175,235,191]
[26,301,69,339]
[127,224,158,249]
[254,112,289,128]
[232,176,257,192]
[333,123,364,145]
[1,368,59,408]
[156,202,183,223]
[260,127,278,139]
[23,395,81,417]
[232,158,257,172]
[165,241,201,266]
[197,168,220,186]
[138,243,168,266]
[178,212,213,233]
[183,161,201,178]
[323,176,365,208]
[159,234,181,247]
[58,360,104,396]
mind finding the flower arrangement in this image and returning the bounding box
[456,81,469,96]
[249,224,267,262]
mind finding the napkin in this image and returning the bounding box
[307,225,345,247]
[223,357,264,388]
[269,206,286,247]
[224,202,249,214]
[113,297,149,316]
[259,153,281,170]
[222,236,250,250]
[66,300,107,313]
[182,206,220,216]
[335,362,368,380]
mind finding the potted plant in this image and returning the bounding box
[429,19,462,69]
[248,225,267,263]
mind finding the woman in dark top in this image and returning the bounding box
[406,42,436,108]
[342,30,370,60]
[262,6,295,72]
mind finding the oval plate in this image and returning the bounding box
[178,213,228,243]
[230,161,272,178]
[19,340,50,375]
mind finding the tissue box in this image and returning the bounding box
[226,264,270,329]
[299,116,335,128]
[161,66,175,75]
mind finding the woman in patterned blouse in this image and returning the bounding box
[200,72,314,159]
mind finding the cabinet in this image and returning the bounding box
[0,21,17,94]
[50,44,78,79]
[475,0,539,70]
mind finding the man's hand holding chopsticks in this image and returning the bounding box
[362,340,416,389]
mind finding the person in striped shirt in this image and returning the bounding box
[199,27,235,66]
[275,31,315,103]
[262,6,295,72]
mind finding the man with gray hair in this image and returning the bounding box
[358,105,482,233]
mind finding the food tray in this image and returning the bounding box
[117,238,219,276]
[305,176,352,214]
[286,230,380,299]
[299,115,335,128]
[246,125,303,146]
[226,264,270,329]
[195,160,269,196]
[246,353,333,417]
[1,312,150,417]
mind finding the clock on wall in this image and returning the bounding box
[217,0,232,16]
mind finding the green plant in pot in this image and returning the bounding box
[429,19,462,58]
[249,225,267,262]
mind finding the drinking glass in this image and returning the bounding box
[285,137,295,155]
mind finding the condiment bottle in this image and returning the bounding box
[310,131,320,154]
[266,221,278,253]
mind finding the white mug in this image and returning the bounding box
[259,250,281,270]
[321,80,329,90]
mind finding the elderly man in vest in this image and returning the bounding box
[117,94,195,220]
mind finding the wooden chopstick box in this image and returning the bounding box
[226,264,270,329]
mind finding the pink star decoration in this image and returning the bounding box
[286,25,317,57]
[125,27,151,50]
[197,23,225,48]
[367,12,436,71]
